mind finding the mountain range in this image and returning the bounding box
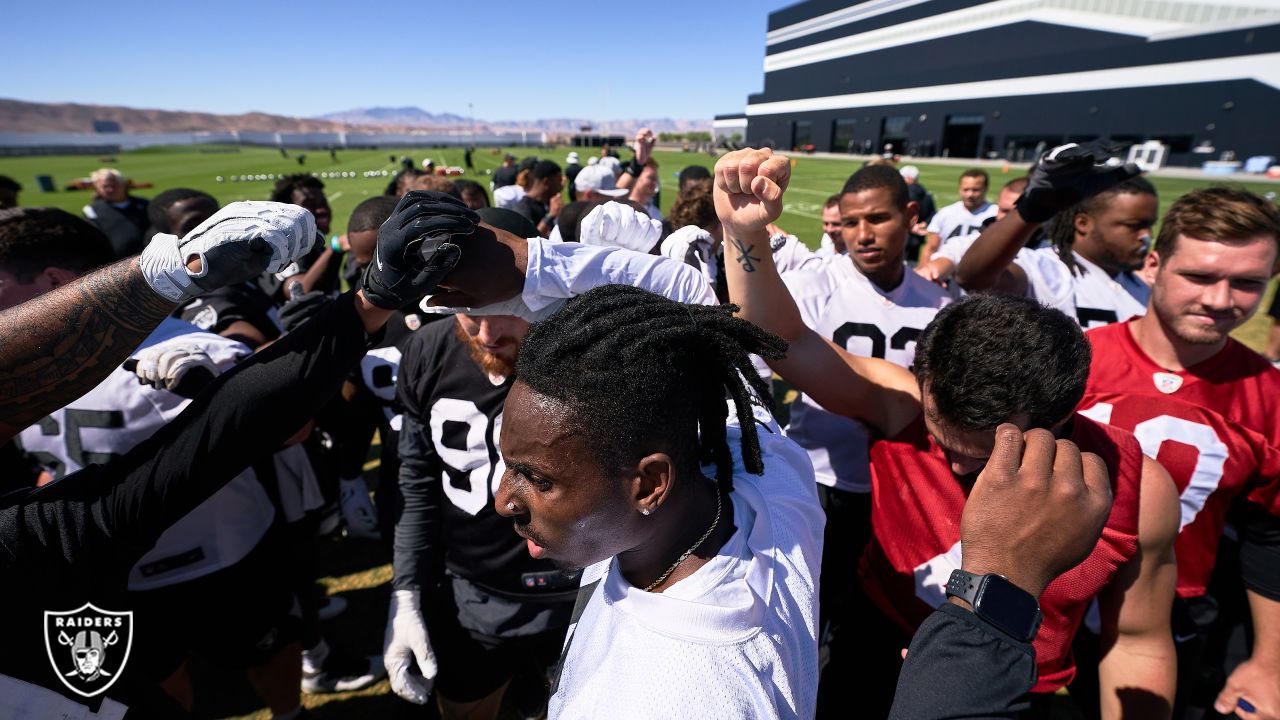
[0,99,709,135]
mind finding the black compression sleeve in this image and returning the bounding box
[1240,501,1280,602]
[391,415,444,592]
[888,602,1036,720]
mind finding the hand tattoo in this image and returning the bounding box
[732,238,761,273]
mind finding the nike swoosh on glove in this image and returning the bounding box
[140,201,317,303]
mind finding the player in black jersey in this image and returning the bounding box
[385,208,576,720]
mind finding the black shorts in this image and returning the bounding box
[128,525,298,681]
[423,575,574,703]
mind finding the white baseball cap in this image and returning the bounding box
[566,151,580,165]
[900,165,920,180]
[574,164,629,197]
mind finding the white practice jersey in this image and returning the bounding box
[783,258,951,493]
[18,318,280,590]
[929,200,996,247]
[1015,248,1149,329]
[551,409,821,720]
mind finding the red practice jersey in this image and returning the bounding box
[860,414,1143,693]
[1080,320,1280,598]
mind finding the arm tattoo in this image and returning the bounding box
[731,238,761,273]
[0,258,176,441]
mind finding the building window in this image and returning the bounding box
[832,119,858,153]
[793,121,813,150]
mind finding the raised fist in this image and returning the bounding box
[713,148,791,238]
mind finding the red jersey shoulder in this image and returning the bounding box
[1069,414,1142,536]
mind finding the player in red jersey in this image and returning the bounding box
[1079,187,1280,720]
[716,147,1181,719]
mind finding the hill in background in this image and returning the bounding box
[1,98,709,135]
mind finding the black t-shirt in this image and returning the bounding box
[511,195,549,227]
[492,165,519,189]
[88,196,150,259]
[394,318,573,597]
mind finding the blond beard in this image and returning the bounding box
[455,323,517,378]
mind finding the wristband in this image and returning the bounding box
[625,159,643,177]
[330,235,344,254]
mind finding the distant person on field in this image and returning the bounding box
[0,176,20,209]
[900,165,936,263]
[83,168,150,259]
[564,152,582,202]
[492,153,519,189]
[464,145,474,171]
[920,168,995,263]
[512,160,564,237]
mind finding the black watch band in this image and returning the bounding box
[946,569,1043,643]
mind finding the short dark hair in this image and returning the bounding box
[913,294,1090,432]
[147,188,217,234]
[0,207,115,279]
[386,169,424,196]
[960,169,989,188]
[554,201,603,243]
[824,193,841,209]
[270,174,324,203]
[0,176,21,193]
[532,160,562,181]
[1154,185,1280,258]
[1047,176,1157,274]
[516,285,787,484]
[453,179,490,206]
[678,165,712,191]
[348,196,398,234]
[1001,177,1029,195]
[841,165,909,209]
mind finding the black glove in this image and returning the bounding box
[1016,142,1142,224]
[361,191,478,310]
[279,289,334,334]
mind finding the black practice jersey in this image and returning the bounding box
[393,319,573,597]
[176,283,281,345]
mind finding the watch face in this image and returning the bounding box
[976,575,1042,642]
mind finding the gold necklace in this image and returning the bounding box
[643,488,724,592]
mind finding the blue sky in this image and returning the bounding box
[5,0,784,121]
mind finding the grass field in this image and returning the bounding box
[3,145,1279,717]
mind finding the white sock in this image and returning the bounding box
[302,638,330,675]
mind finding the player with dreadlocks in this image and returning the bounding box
[955,144,1158,329]
[493,283,824,719]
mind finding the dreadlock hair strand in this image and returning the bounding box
[515,285,787,487]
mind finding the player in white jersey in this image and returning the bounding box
[956,144,1156,329]
[920,168,996,264]
[777,163,949,716]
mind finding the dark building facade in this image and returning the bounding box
[739,0,1280,165]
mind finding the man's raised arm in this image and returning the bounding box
[0,201,317,443]
[956,142,1141,293]
[715,148,919,437]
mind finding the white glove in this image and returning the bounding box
[130,341,220,392]
[578,201,663,253]
[661,225,715,265]
[140,201,316,302]
[383,589,438,704]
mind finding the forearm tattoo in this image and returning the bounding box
[731,238,761,273]
[0,258,175,439]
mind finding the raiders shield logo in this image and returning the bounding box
[44,603,133,698]
[1153,372,1183,394]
